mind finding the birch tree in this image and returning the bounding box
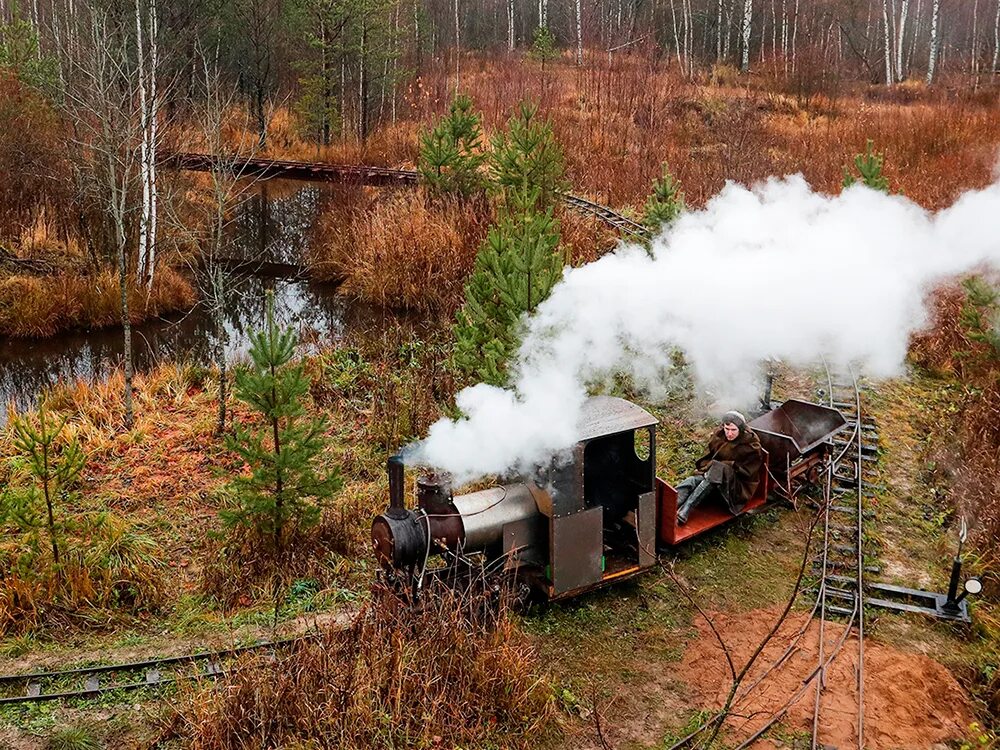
[575,0,582,64]
[135,0,160,290]
[895,0,908,79]
[740,0,752,71]
[59,6,151,428]
[926,0,939,82]
[993,0,999,73]
[881,0,893,83]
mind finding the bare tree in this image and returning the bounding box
[171,47,262,435]
[58,6,151,428]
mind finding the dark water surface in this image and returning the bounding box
[0,184,379,422]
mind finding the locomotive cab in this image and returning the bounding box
[531,396,659,598]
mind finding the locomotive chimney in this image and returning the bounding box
[387,454,406,518]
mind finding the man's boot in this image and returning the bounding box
[677,478,714,526]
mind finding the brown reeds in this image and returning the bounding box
[910,282,1000,575]
[314,189,489,316]
[0,267,195,338]
[173,579,555,749]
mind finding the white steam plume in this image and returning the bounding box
[408,174,1000,482]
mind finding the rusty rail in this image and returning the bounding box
[160,151,651,240]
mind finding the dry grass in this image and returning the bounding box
[0,267,195,338]
[313,189,489,316]
[0,514,165,635]
[910,283,1000,578]
[170,580,555,749]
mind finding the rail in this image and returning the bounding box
[160,151,652,241]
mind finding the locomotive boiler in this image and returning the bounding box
[371,395,847,600]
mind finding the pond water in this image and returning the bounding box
[0,184,380,424]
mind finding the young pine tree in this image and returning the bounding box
[489,101,567,211]
[843,140,891,193]
[223,294,341,622]
[5,401,85,571]
[453,185,563,385]
[643,164,685,232]
[418,94,486,198]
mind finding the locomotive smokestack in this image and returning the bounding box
[387,454,406,518]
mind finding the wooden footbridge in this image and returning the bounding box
[160,151,651,241]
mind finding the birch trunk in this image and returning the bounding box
[717,0,723,60]
[971,0,980,76]
[740,0,752,71]
[881,0,893,83]
[508,0,515,50]
[147,0,158,289]
[669,0,684,69]
[993,0,999,73]
[895,0,908,79]
[926,0,939,83]
[575,0,583,64]
[136,0,150,285]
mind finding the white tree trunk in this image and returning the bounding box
[669,0,684,69]
[895,0,908,79]
[740,0,752,71]
[453,0,459,88]
[790,0,798,72]
[135,0,151,284]
[717,0,724,60]
[971,0,980,76]
[147,0,158,289]
[993,0,1000,73]
[881,0,893,83]
[575,0,583,64]
[926,0,939,83]
[508,0,515,50]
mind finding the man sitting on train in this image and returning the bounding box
[676,411,764,525]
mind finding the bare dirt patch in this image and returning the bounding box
[679,607,975,749]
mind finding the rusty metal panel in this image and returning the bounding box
[575,396,658,442]
[637,491,656,568]
[550,506,604,596]
[503,516,546,569]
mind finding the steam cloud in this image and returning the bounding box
[407,174,1000,482]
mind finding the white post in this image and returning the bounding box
[926,0,939,83]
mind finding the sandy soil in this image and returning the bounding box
[678,607,975,749]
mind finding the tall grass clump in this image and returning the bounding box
[911,277,1000,573]
[318,189,488,315]
[0,267,194,337]
[173,580,555,749]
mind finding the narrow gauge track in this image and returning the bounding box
[667,368,877,750]
[161,152,652,242]
[0,637,308,705]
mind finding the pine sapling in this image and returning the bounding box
[223,293,341,624]
[643,164,685,232]
[418,94,486,198]
[843,139,891,193]
[7,400,85,573]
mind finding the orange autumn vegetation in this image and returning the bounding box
[0,267,195,338]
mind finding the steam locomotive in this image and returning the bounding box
[371,396,846,600]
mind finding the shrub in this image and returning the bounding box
[173,580,555,749]
[318,190,488,315]
[0,267,195,337]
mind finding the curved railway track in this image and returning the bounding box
[667,366,877,749]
